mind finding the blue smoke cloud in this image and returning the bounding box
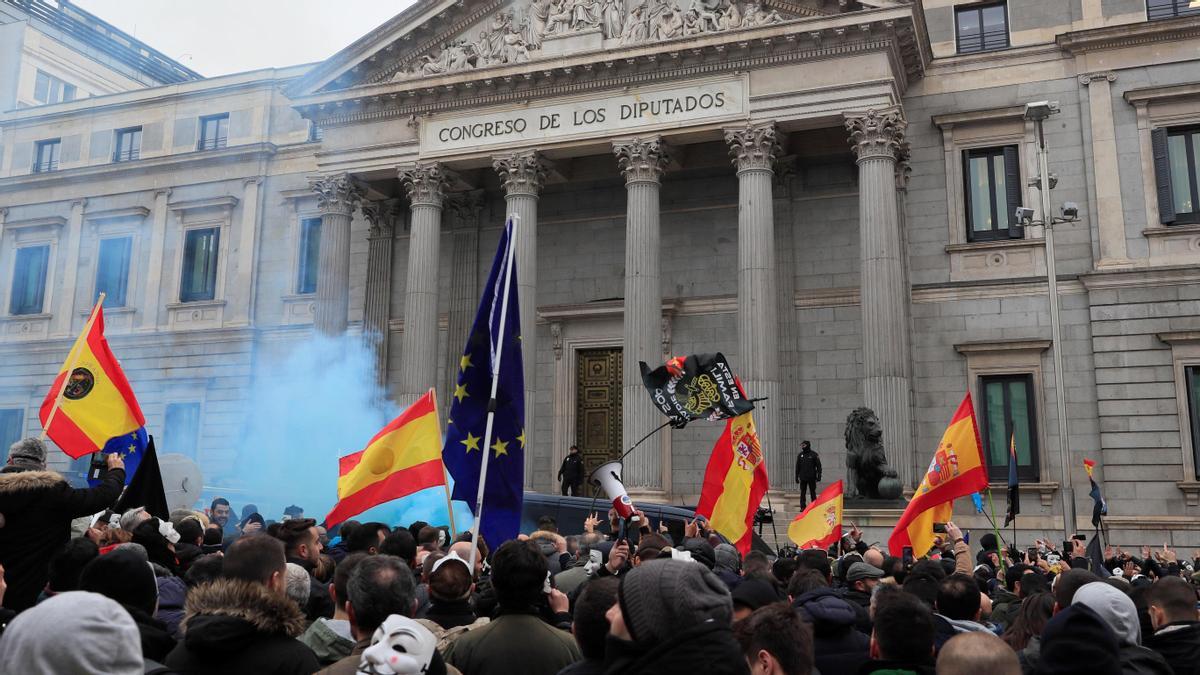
[207,333,473,531]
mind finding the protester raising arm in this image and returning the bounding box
[58,452,126,518]
[946,521,973,577]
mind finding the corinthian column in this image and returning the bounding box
[613,137,670,492]
[493,150,549,485]
[844,108,915,492]
[361,199,402,386]
[397,162,449,405]
[725,122,783,490]
[309,173,363,335]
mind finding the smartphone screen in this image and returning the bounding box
[902,546,914,568]
[1063,540,1074,555]
[1028,548,1038,562]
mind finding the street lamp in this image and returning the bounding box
[1017,100,1078,540]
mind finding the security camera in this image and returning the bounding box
[1060,202,1079,220]
[1014,207,1035,223]
[1023,101,1061,121]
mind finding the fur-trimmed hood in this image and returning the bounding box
[0,469,64,493]
[182,578,308,641]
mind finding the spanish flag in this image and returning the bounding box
[695,411,769,555]
[40,299,145,459]
[787,480,844,550]
[325,390,446,527]
[887,393,989,557]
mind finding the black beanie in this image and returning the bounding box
[79,548,158,615]
[1038,604,1121,675]
[617,559,732,647]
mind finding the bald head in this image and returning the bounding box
[450,541,483,578]
[864,548,885,569]
[936,632,1019,675]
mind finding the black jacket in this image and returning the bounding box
[1145,621,1200,675]
[0,466,124,612]
[426,597,478,630]
[127,604,178,663]
[794,587,871,674]
[164,578,319,675]
[559,453,585,484]
[796,449,822,482]
[603,621,750,675]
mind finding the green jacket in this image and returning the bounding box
[443,613,580,675]
[990,588,1021,628]
[298,618,355,666]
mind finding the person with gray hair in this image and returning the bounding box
[286,562,313,610]
[0,437,125,612]
[318,554,419,674]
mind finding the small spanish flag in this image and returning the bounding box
[888,393,989,557]
[325,390,446,527]
[787,480,843,550]
[695,411,769,555]
[1084,458,1107,526]
[40,299,145,459]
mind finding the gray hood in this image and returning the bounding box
[1074,581,1141,646]
[0,591,143,674]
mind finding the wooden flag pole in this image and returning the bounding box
[41,293,105,441]
[430,387,458,537]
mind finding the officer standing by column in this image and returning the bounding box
[795,440,822,509]
[558,445,585,496]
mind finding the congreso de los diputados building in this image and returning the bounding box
[2,0,1200,544]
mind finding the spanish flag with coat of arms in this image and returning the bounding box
[887,393,989,557]
[788,480,844,550]
[695,411,769,555]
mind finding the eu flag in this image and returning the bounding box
[443,217,525,549]
[88,427,148,488]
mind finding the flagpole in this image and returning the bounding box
[430,388,457,537]
[41,293,105,441]
[985,487,1008,575]
[467,214,519,574]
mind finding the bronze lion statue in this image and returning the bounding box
[844,406,898,499]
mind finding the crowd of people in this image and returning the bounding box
[3,436,1200,675]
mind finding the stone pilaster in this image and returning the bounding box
[1080,71,1130,267]
[230,177,263,326]
[725,122,783,491]
[55,198,86,335]
[309,173,364,336]
[844,108,916,492]
[362,199,402,387]
[397,162,449,405]
[140,189,170,331]
[494,150,549,486]
[613,137,670,491]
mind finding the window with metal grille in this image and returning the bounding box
[199,113,229,151]
[981,374,1040,482]
[33,139,60,173]
[113,126,142,162]
[1147,0,1200,20]
[956,3,1010,54]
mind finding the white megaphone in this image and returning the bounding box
[590,460,639,522]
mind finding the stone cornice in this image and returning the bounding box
[1056,15,1200,55]
[954,339,1052,355]
[931,105,1026,129]
[1124,82,1200,106]
[1078,264,1200,291]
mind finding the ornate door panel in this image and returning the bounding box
[575,348,623,478]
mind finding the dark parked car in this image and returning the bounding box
[521,491,773,556]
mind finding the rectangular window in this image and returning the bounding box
[956,2,1009,54]
[297,217,322,294]
[163,402,201,459]
[964,145,1022,241]
[33,139,60,173]
[981,374,1040,482]
[32,69,77,105]
[180,227,220,302]
[1188,366,1200,478]
[95,237,132,308]
[1147,0,1200,20]
[113,126,142,162]
[9,245,50,315]
[198,113,229,151]
[0,409,23,452]
[1165,126,1200,224]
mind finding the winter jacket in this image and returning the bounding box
[796,448,822,482]
[298,617,355,666]
[157,576,189,640]
[1018,634,1042,675]
[558,453,585,485]
[164,578,320,674]
[444,612,581,675]
[843,587,875,634]
[559,658,607,675]
[858,659,936,675]
[426,597,479,630]
[793,587,871,674]
[602,621,750,675]
[991,587,1022,628]
[1074,580,1173,674]
[1117,645,1174,675]
[933,614,991,652]
[128,604,178,663]
[1145,621,1200,675]
[0,466,124,612]
[313,639,366,675]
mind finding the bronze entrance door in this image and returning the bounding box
[575,348,623,480]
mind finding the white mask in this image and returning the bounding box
[357,615,437,675]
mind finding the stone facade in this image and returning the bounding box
[2,0,1200,544]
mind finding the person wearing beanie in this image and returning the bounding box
[0,437,126,612]
[0,591,145,674]
[79,548,177,662]
[713,543,743,590]
[1037,603,1122,675]
[731,576,784,621]
[133,516,181,575]
[603,558,747,675]
[1072,582,1172,675]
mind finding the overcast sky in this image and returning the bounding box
[71,0,416,77]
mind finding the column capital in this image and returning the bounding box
[399,161,450,208]
[1079,71,1116,86]
[613,137,671,184]
[844,107,907,162]
[724,122,781,173]
[70,198,88,212]
[309,173,364,215]
[362,198,404,238]
[493,150,549,197]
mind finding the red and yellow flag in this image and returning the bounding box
[887,393,989,557]
[325,390,446,527]
[787,480,844,550]
[695,411,769,555]
[40,300,145,459]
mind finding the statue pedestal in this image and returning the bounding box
[542,28,604,56]
[843,504,907,551]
